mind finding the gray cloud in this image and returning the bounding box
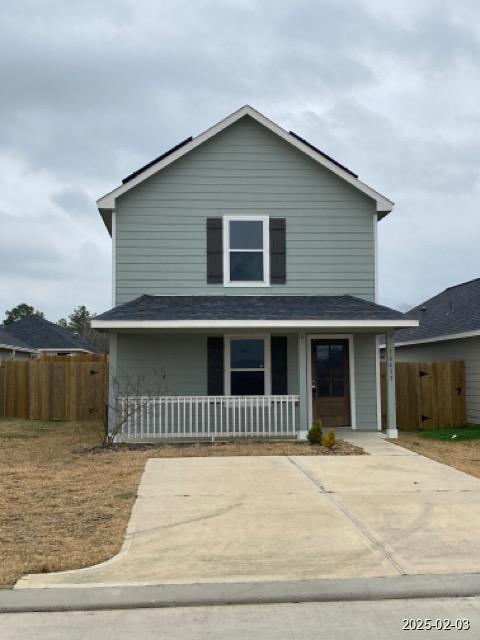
[52,188,94,216]
[0,0,479,320]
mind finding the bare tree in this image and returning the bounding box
[104,368,168,447]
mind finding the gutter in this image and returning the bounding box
[91,319,420,330]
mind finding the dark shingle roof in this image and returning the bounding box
[395,278,480,344]
[96,295,407,322]
[121,129,358,187]
[122,137,193,184]
[0,326,33,350]
[289,132,358,178]
[3,316,99,352]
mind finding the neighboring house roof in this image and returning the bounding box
[394,278,480,346]
[0,326,37,352]
[92,295,417,329]
[2,316,99,353]
[97,105,394,233]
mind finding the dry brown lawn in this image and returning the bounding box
[394,432,480,480]
[0,418,363,588]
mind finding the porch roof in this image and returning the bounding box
[92,295,419,330]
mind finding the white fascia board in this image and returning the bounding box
[394,329,480,347]
[97,105,394,214]
[0,344,39,353]
[91,319,419,330]
[36,348,93,353]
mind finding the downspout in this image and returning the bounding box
[111,209,116,307]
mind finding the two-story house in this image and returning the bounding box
[92,106,417,441]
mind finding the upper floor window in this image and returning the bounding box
[223,216,269,287]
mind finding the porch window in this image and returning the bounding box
[225,336,270,395]
[223,216,269,286]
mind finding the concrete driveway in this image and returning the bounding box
[17,433,480,588]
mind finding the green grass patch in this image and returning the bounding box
[418,424,480,441]
[115,491,136,500]
[0,418,103,443]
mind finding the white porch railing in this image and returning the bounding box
[116,395,299,440]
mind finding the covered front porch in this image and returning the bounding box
[91,294,418,442]
[105,329,403,442]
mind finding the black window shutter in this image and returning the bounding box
[207,337,224,395]
[207,218,223,283]
[269,218,286,284]
[271,336,288,394]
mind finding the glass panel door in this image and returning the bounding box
[311,339,350,427]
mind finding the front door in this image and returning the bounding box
[311,339,351,427]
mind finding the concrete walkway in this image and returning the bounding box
[16,432,480,588]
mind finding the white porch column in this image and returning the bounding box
[297,332,309,440]
[108,331,119,439]
[385,330,398,438]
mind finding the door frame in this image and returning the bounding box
[306,334,357,430]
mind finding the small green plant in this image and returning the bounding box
[323,430,336,449]
[307,420,323,445]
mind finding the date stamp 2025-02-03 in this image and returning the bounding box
[402,618,470,631]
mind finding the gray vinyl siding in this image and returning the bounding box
[115,116,376,304]
[116,332,299,397]
[395,337,480,424]
[117,333,208,396]
[353,333,378,430]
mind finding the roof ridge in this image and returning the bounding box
[408,277,480,313]
[445,277,480,291]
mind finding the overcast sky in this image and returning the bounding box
[0,0,479,321]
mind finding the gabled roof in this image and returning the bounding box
[395,278,480,345]
[3,316,99,352]
[97,105,394,233]
[122,136,193,185]
[0,326,37,352]
[288,131,358,178]
[91,294,417,329]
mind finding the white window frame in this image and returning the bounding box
[223,215,270,287]
[224,334,271,395]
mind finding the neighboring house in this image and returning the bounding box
[0,326,39,361]
[390,278,480,424]
[92,105,417,440]
[2,316,99,356]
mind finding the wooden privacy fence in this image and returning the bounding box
[381,361,465,430]
[0,358,108,421]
